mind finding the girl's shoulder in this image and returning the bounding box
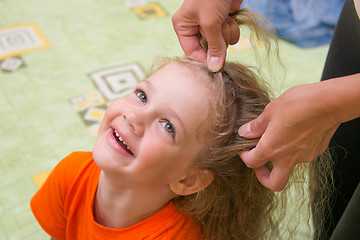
[30,151,100,239]
[52,151,99,188]
[57,151,94,169]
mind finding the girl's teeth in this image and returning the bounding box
[113,128,133,155]
[114,129,127,145]
[118,136,126,145]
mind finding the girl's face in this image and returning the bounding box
[93,62,213,193]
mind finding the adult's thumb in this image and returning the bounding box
[207,55,223,72]
[199,23,226,72]
[238,116,267,139]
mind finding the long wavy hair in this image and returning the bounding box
[164,8,333,240]
[172,58,276,240]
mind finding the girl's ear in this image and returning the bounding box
[169,169,214,196]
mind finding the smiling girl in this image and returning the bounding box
[31,57,268,239]
[31,9,330,240]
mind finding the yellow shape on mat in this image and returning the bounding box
[229,37,261,53]
[32,170,51,189]
[0,23,50,60]
[132,3,167,19]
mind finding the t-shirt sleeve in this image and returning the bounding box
[30,152,83,240]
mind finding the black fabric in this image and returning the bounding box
[315,0,360,239]
[322,0,360,80]
[331,183,360,240]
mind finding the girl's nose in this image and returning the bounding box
[122,110,145,137]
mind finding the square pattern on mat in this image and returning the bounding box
[70,62,146,136]
[0,23,50,60]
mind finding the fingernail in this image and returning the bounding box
[208,56,221,72]
[238,123,250,137]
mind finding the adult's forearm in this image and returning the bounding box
[318,73,360,124]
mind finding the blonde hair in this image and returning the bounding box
[168,59,333,240]
[171,58,277,240]
[165,8,333,240]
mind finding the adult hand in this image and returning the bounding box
[172,0,243,72]
[238,81,343,191]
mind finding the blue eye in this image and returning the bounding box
[136,90,147,104]
[161,121,175,137]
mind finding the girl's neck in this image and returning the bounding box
[93,171,175,229]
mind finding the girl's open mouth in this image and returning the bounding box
[113,129,134,156]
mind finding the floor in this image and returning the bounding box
[0,0,329,239]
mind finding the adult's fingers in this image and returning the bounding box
[239,143,268,169]
[238,111,269,139]
[177,34,207,63]
[230,0,243,12]
[201,22,227,72]
[171,12,208,63]
[203,16,240,71]
[238,112,271,169]
[254,164,292,192]
[222,17,240,45]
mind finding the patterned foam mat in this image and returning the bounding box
[0,0,329,239]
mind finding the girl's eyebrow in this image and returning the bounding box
[142,79,187,138]
[142,79,153,90]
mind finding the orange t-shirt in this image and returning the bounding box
[31,151,203,240]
